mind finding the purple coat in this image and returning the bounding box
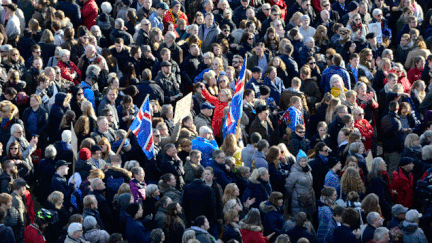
[129,179,146,203]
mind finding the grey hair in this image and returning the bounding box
[368,157,385,179]
[150,228,164,243]
[145,184,159,198]
[124,160,140,171]
[250,167,268,181]
[55,46,63,56]
[422,145,432,160]
[366,211,381,224]
[165,31,176,42]
[45,145,57,159]
[160,104,173,117]
[304,37,314,44]
[373,227,389,241]
[372,8,382,17]
[404,133,419,148]
[115,18,125,29]
[199,126,213,135]
[11,123,22,133]
[223,199,238,214]
[330,74,343,88]
[381,49,393,59]
[182,230,196,243]
[352,107,364,116]
[101,2,112,13]
[62,130,72,143]
[90,26,101,37]
[349,142,363,154]
[59,49,70,58]
[86,64,101,79]
[187,24,199,33]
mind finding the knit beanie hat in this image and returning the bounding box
[327,157,340,169]
[296,150,307,162]
[79,148,91,160]
[125,203,140,218]
[118,193,133,210]
[83,216,97,230]
[68,223,82,236]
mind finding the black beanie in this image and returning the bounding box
[125,203,140,217]
[327,157,340,169]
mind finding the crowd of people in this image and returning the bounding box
[1,0,432,242]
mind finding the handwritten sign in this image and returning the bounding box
[174,92,192,123]
[368,23,382,43]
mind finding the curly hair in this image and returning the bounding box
[341,167,365,196]
[361,193,382,215]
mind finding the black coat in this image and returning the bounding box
[181,179,216,225]
[309,155,330,200]
[328,116,344,151]
[56,1,81,27]
[380,111,404,153]
[160,154,185,190]
[50,173,75,209]
[368,176,393,220]
[249,117,277,146]
[48,93,70,143]
[39,42,56,68]
[287,133,310,157]
[221,224,242,243]
[90,190,114,233]
[21,106,48,138]
[0,117,24,147]
[242,178,272,209]
[36,158,56,205]
[154,71,181,104]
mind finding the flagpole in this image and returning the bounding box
[236,56,247,139]
[115,94,150,155]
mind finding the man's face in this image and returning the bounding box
[232,58,240,68]
[306,40,314,48]
[98,119,109,131]
[115,43,123,52]
[202,108,213,117]
[338,108,348,118]
[350,57,359,67]
[322,2,330,10]
[205,15,214,27]
[162,51,171,61]
[359,4,367,14]
[338,0,345,3]
[409,19,418,28]
[162,66,171,74]
[295,128,306,137]
[153,131,161,143]
[215,152,225,164]
[33,48,41,57]
[172,4,181,13]
[241,0,249,7]
[270,11,280,20]
[401,37,409,46]
[252,71,262,80]
[367,37,377,46]
[142,20,151,32]
[255,46,263,56]
[258,110,269,120]
[143,0,150,7]
[107,90,117,102]
[13,128,23,138]
[85,48,95,58]
[92,150,101,160]
[301,1,310,10]
[190,46,199,56]
[33,59,42,70]
[167,147,177,157]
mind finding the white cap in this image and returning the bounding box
[405,209,422,222]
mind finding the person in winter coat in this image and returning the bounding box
[35,145,57,206]
[159,174,182,204]
[399,209,428,243]
[309,142,331,200]
[89,178,114,233]
[50,161,76,210]
[81,0,98,30]
[24,208,54,243]
[163,202,185,243]
[160,143,185,190]
[367,157,394,221]
[154,196,172,228]
[242,167,272,209]
[252,140,269,169]
[82,216,110,243]
[249,104,278,146]
[239,208,275,243]
[189,216,217,243]
[0,193,22,243]
[0,101,24,147]
[260,192,285,240]
[57,49,81,85]
[286,150,317,216]
[407,56,425,84]
[392,157,414,208]
[198,14,221,53]
[287,212,318,243]
[0,207,15,243]
[181,165,217,226]
[129,166,146,203]
[221,209,243,243]
[287,124,310,157]
[197,82,231,140]
[48,92,71,143]
[316,187,342,243]
[125,203,150,243]
[333,208,361,243]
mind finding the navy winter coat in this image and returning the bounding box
[242,178,272,209]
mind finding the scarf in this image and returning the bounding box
[0,114,12,128]
[413,89,425,103]
[302,166,310,172]
[353,22,362,32]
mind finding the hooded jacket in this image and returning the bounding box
[399,221,428,243]
[242,177,272,209]
[48,92,70,142]
[191,226,217,243]
[285,162,317,215]
[198,23,221,53]
[260,200,285,238]
[239,222,268,243]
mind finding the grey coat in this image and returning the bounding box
[241,144,256,169]
[83,229,110,243]
[198,23,221,53]
[154,207,168,228]
[98,97,119,126]
[183,159,198,184]
[285,163,317,215]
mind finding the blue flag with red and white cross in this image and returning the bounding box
[129,96,155,159]
[223,57,247,138]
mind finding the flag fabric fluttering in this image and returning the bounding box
[223,57,247,138]
[129,96,155,159]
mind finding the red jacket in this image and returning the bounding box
[392,167,414,207]
[354,119,374,151]
[269,0,287,21]
[407,67,423,84]
[241,228,269,243]
[24,224,46,243]
[57,60,81,85]
[164,10,188,28]
[25,190,35,223]
[81,0,98,30]
[202,88,228,138]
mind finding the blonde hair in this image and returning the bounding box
[341,167,366,196]
[0,100,18,117]
[81,100,97,121]
[48,191,64,209]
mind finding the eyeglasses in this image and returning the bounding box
[34,50,41,53]
[223,29,230,32]
[323,4,329,7]
[309,61,316,65]
[232,61,239,64]
[297,130,306,134]
[144,23,150,26]
[154,134,160,137]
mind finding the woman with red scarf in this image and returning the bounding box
[353,107,374,151]
[57,49,81,85]
[407,56,425,84]
[382,66,411,94]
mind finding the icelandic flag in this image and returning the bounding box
[129,96,155,159]
[223,57,247,138]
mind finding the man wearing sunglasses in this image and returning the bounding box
[260,5,281,38]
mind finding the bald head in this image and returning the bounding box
[85,45,96,58]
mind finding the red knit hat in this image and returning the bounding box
[79,148,91,160]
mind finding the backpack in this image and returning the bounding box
[106,176,124,204]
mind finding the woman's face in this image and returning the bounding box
[417,59,425,69]
[417,82,425,92]
[211,61,220,71]
[219,78,228,89]
[111,79,120,89]
[184,118,193,128]
[358,146,364,154]
[134,170,145,182]
[101,144,108,152]
[268,32,275,40]
[349,43,357,53]
[219,91,229,102]
[11,52,19,61]
[273,58,280,67]
[277,199,283,207]
[220,1,228,9]
[332,79,342,88]
[348,161,357,168]
[172,4,181,14]
[234,185,240,196]
[213,47,221,56]
[208,76,217,86]
[152,189,160,197]
[196,15,204,24]
[269,70,277,80]
[30,97,39,108]
[299,158,308,168]
[318,126,327,136]
[400,108,409,117]
[260,171,270,181]
[247,35,254,45]
[379,160,387,171]
[61,54,70,63]
[10,145,18,156]
[413,138,420,146]
[248,24,256,33]
[339,132,348,141]
[191,27,199,36]
[358,85,367,95]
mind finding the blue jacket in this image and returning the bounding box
[286,106,304,131]
[252,150,268,169]
[317,202,337,243]
[260,201,285,238]
[333,225,356,243]
[149,11,163,31]
[242,178,272,208]
[79,81,95,108]
[191,137,218,167]
[245,77,262,97]
[263,77,285,105]
[193,68,226,83]
[212,161,232,189]
[324,170,341,197]
[125,216,149,243]
[321,65,351,93]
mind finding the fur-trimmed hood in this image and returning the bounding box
[239,221,262,232]
[107,165,132,178]
[259,200,278,214]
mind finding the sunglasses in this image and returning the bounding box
[248,38,254,40]
[77,92,84,95]
[323,4,329,7]
[223,29,230,32]
[297,131,306,134]
[154,134,160,137]
[232,61,239,64]
[309,62,316,64]
[10,147,18,150]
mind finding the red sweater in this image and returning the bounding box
[392,167,414,207]
[354,119,374,151]
[241,229,269,243]
[57,60,81,85]
[202,88,228,138]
